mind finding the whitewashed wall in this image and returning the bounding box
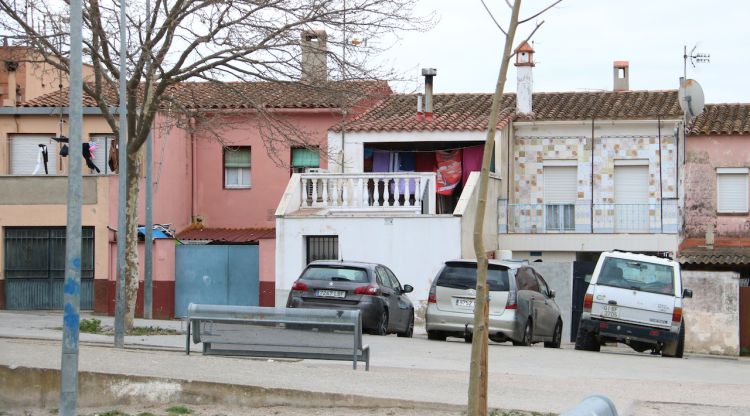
[275,215,461,308]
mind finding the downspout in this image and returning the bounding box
[590,118,595,234]
[190,124,197,224]
[506,124,511,233]
[658,116,663,233]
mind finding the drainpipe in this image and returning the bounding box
[190,123,197,224]
[658,116,663,233]
[590,118,595,234]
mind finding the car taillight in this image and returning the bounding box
[355,285,379,296]
[428,286,436,304]
[672,306,682,325]
[505,290,517,310]
[291,281,308,291]
[583,293,593,312]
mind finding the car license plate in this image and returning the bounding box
[454,298,475,309]
[601,305,619,318]
[316,290,346,298]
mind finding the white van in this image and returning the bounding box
[575,251,692,357]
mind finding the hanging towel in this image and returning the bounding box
[462,145,484,186]
[32,144,48,175]
[436,149,462,196]
[82,142,101,173]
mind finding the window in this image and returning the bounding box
[515,267,540,292]
[223,146,251,188]
[10,135,58,175]
[305,235,338,264]
[291,147,320,174]
[384,267,403,290]
[543,164,577,231]
[717,168,749,213]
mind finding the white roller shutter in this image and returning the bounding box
[10,135,58,175]
[614,165,649,203]
[717,172,749,213]
[544,166,577,203]
[614,164,650,231]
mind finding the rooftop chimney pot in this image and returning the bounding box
[613,60,629,92]
[514,42,535,115]
[421,68,436,116]
[300,30,328,84]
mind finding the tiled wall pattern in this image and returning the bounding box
[505,135,678,233]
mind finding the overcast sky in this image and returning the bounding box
[380,0,750,104]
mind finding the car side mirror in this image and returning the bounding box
[549,289,556,299]
[402,284,414,294]
[682,288,693,299]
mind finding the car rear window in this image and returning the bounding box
[597,257,675,295]
[435,262,510,291]
[300,265,369,283]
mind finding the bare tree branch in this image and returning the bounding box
[518,0,562,24]
[479,0,507,36]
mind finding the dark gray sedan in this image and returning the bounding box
[286,260,414,337]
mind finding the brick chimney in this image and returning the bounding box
[514,41,534,116]
[300,30,328,84]
[3,60,18,106]
[613,61,629,92]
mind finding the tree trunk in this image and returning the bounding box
[467,1,522,415]
[123,148,143,331]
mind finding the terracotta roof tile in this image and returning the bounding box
[341,90,682,132]
[688,103,750,135]
[177,227,275,242]
[21,80,390,110]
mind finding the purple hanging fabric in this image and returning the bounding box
[462,145,484,186]
[372,151,391,172]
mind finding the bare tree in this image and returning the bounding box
[468,1,560,415]
[0,0,431,331]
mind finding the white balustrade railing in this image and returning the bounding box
[299,173,436,213]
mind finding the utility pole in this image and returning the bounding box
[144,0,154,320]
[114,0,128,348]
[60,0,83,413]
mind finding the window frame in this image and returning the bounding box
[223,146,252,189]
[305,235,339,265]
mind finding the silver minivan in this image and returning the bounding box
[425,259,562,347]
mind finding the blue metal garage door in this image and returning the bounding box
[174,244,259,317]
[4,227,94,310]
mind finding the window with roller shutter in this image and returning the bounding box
[717,168,749,213]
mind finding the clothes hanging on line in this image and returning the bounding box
[462,145,484,186]
[82,142,101,173]
[32,144,49,175]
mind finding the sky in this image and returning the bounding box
[380,0,750,104]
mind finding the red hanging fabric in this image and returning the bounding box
[436,149,462,196]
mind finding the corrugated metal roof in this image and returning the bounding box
[177,227,275,242]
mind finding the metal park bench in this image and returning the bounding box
[185,303,370,370]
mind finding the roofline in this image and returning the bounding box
[0,107,114,115]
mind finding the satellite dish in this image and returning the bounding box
[678,79,705,119]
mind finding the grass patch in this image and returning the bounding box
[80,318,103,333]
[94,411,130,416]
[166,405,192,415]
[136,413,156,416]
[127,326,180,336]
[489,410,552,416]
[741,347,749,357]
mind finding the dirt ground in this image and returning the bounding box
[2,405,552,416]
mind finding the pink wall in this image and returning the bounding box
[108,113,194,234]
[685,135,750,237]
[107,238,176,283]
[192,111,340,229]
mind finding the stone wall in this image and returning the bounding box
[682,271,740,356]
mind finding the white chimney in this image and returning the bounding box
[421,68,436,121]
[613,61,629,92]
[514,42,534,116]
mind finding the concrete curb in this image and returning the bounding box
[0,365,465,412]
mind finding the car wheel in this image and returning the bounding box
[427,330,447,341]
[544,320,562,348]
[397,312,414,338]
[574,327,600,352]
[513,319,533,346]
[663,322,685,358]
[374,311,388,336]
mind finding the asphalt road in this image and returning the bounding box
[1,310,749,415]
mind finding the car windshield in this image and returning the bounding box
[435,262,510,291]
[597,257,675,295]
[300,265,369,283]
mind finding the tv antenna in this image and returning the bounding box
[683,44,710,79]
